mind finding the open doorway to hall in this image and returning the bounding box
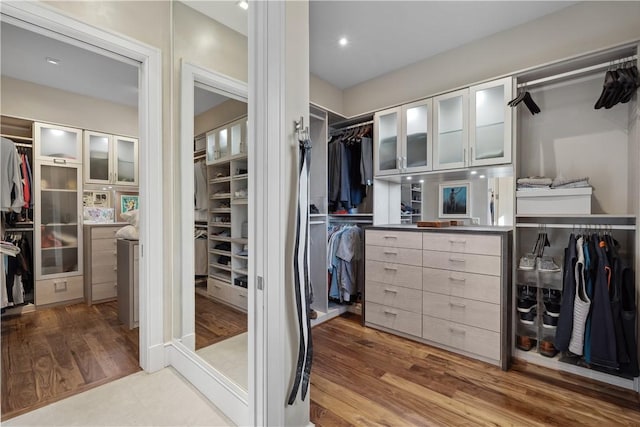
[0,20,142,420]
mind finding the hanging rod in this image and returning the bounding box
[14,142,32,148]
[330,120,374,135]
[516,223,635,231]
[518,54,638,89]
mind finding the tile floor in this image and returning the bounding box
[4,368,235,426]
[196,332,248,391]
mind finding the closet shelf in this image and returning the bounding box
[43,223,77,227]
[232,238,248,245]
[209,249,231,256]
[438,129,463,136]
[209,177,231,184]
[209,223,231,228]
[233,173,248,180]
[41,189,78,193]
[232,254,248,260]
[1,134,33,142]
[231,199,248,205]
[210,208,231,213]
[210,263,232,272]
[234,268,248,275]
[230,154,248,161]
[209,236,232,242]
[211,193,231,199]
[41,245,78,250]
[209,273,231,283]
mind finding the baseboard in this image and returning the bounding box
[146,342,168,372]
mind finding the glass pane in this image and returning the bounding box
[438,96,463,133]
[405,105,428,168]
[475,85,505,160]
[438,130,464,164]
[41,165,77,191]
[41,224,79,275]
[218,128,228,159]
[230,123,242,155]
[116,139,136,183]
[206,133,215,162]
[40,127,78,159]
[438,96,464,165]
[88,134,110,181]
[378,112,398,171]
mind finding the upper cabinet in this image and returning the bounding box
[432,77,513,171]
[206,117,247,164]
[84,131,138,186]
[374,98,433,176]
[35,122,82,164]
[469,77,513,167]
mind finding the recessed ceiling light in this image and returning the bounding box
[46,57,61,65]
[237,1,248,10]
[470,170,477,175]
[419,179,424,183]
[406,177,412,180]
[479,175,486,179]
[338,37,348,47]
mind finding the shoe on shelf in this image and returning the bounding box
[234,188,248,198]
[519,307,537,325]
[517,335,536,351]
[518,284,537,300]
[540,339,558,358]
[542,288,562,304]
[537,256,561,272]
[544,301,561,317]
[517,298,537,313]
[309,204,320,214]
[519,253,536,270]
[542,312,559,329]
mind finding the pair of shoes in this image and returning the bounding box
[537,256,561,272]
[309,204,320,214]
[542,311,559,329]
[519,307,537,325]
[218,201,230,209]
[519,253,536,270]
[234,188,247,198]
[517,335,536,351]
[518,284,536,300]
[544,301,561,317]
[540,339,558,357]
[542,288,561,304]
[517,296,536,313]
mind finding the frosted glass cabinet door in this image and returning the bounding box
[469,77,513,166]
[35,123,82,163]
[433,89,468,170]
[230,120,244,156]
[374,107,401,175]
[114,136,138,186]
[206,131,216,164]
[402,99,432,173]
[84,131,112,184]
[217,128,228,160]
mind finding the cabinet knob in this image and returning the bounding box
[383,288,398,293]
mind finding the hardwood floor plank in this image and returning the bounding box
[310,401,354,427]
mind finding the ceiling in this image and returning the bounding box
[1,1,576,109]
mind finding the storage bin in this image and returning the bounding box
[516,187,592,215]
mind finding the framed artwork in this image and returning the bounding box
[439,181,471,218]
[120,195,139,214]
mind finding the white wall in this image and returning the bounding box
[423,178,489,225]
[194,99,247,137]
[342,2,640,117]
[1,76,138,136]
[310,73,344,116]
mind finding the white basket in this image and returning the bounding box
[516,187,592,215]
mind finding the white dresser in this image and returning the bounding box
[364,226,512,369]
[83,224,127,305]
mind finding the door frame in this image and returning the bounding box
[1,1,165,372]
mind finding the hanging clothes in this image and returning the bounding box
[327,224,362,303]
[194,159,208,222]
[555,233,577,351]
[1,137,24,213]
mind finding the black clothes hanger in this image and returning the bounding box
[508,88,540,115]
[595,61,639,109]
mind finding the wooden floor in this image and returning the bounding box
[310,313,640,426]
[194,290,247,350]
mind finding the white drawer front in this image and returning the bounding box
[423,250,500,276]
[92,282,117,301]
[366,245,422,266]
[422,315,500,361]
[92,238,117,252]
[92,227,120,239]
[36,276,83,306]
[92,249,118,267]
[208,279,247,311]
[366,281,422,314]
[422,233,501,256]
[422,291,500,332]
[422,267,501,304]
[365,261,422,290]
[366,302,421,337]
[92,265,118,284]
[366,230,422,249]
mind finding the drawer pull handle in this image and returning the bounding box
[54,281,68,292]
[383,266,398,271]
[449,257,466,263]
[383,310,398,316]
[449,327,466,334]
[384,250,398,255]
[449,302,466,308]
[383,288,398,293]
[383,235,398,239]
[214,285,221,289]
[239,294,246,298]
[449,275,466,283]
[449,239,466,244]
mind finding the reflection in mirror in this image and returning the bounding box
[193,84,248,391]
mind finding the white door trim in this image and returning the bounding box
[0,1,165,372]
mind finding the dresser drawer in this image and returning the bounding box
[366,245,422,266]
[366,302,421,337]
[92,264,118,284]
[422,267,501,304]
[365,260,422,290]
[92,238,117,252]
[92,282,117,301]
[208,279,247,311]
[423,250,500,276]
[92,249,118,267]
[422,233,501,256]
[92,226,121,239]
[366,281,422,314]
[36,276,84,306]
[366,230,422,249]
[422,291,500,332]
[422,315,500,361]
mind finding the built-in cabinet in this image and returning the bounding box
[205,116,249,312]
[34,122,84,306]
[364,227,512,369]
[84,131,139,186]
[83,224,123,305]
[117,238,139,329]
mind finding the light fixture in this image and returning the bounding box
[479,175,486,179]
[470,170,477,175]
[237,0,248,10]
[50,129,64,136]
[338,37,348,47]
[102,187,107,191]
[406,176,412,180]
[45,57,61,65]
[419,179,424,183]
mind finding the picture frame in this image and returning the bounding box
[119,194,139,214]
[439,181,471,218]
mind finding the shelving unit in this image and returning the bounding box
[400,183,422,224]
